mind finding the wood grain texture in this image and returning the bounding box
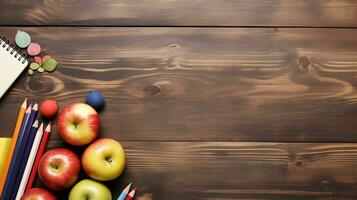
[2,27,357,142]
[1,1,357,199]
[1,0,357,27]
[41,141,357,200]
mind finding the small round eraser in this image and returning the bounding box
[86,91,105,110]
[39,99,58,118]
[27,43,41,56]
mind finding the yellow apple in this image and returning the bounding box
[82,138,125,181]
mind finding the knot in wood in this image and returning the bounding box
[145,85,161,96]
[298,56,311,69]
[28,78,45,92]
[321,180,330,187]
[295,159,304,167]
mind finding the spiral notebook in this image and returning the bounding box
[0,37,28,99]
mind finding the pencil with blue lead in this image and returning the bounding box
[15,123,44,200]
[117,183,132,200]
[13,119,39,200]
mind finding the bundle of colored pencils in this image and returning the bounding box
[0,98,51,200]
[118,183,137,200]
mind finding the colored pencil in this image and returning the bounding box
[0,98,27,194]
[1,104,38,200]
[12,120,39,200]
[15,123,43,200]
[1,105,32,200]
[25,122,51,191]
[117,183,132,200]
[125,188,137,200]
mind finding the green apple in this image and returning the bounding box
[82,138,125,181]
[69,179,112,200]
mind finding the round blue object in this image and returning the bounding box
[86,91,105,110]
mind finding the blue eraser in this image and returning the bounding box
[86,90,105,111]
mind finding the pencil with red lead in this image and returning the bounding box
[25,122,51,191]
[117,183,132,200]
[125,188,136,200]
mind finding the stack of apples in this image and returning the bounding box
[22,103,125,200]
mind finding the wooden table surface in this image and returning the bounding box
[2,1,357,199]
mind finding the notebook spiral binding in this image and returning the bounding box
[0,36,29,64]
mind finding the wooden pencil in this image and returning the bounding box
[117,183,132,200]
[0,98,27,194]
[1,105,31,200]
[25,122,51,191]
[1,104,38,200]
[15,123,44,200]
[12,120,39,200]
[125,188,137,200]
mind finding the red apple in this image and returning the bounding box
[38,148,80,191]
[57,103,100,146]
[21,187,57,200]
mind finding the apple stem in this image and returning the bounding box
[51,162,59,169]
[85,194,91,200]
[105,156,112,163]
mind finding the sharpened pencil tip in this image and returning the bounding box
[32,103,38,110]
[128,187,137,197]
[45,122,51,132]
[32,120,39,127]
[38,123,44,133]
[21,98,27,108]
[26,105,32,113]
[123,182,132,193]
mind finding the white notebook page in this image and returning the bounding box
[0,38,28,98]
